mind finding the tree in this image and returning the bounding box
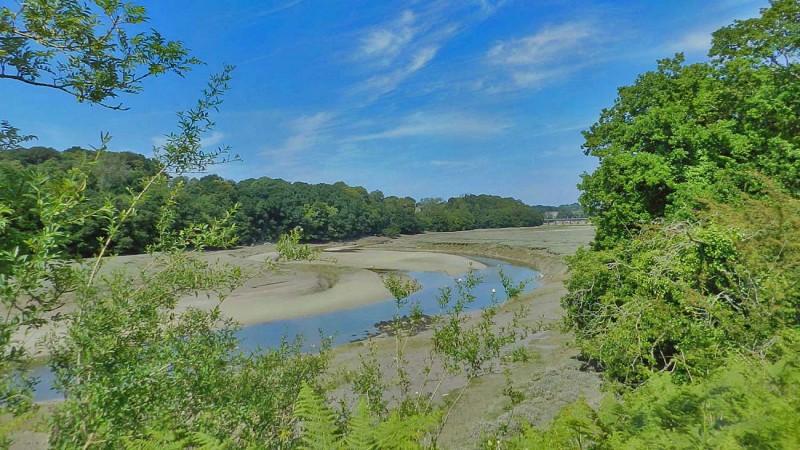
[382,196,420,236]
[0,0,209,439]
[567,0,800,384]
[490,3,800,447]
[0,0,200,108]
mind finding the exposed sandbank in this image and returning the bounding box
[16,247,485,355]
[188,247,485,325]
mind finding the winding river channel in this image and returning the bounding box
[33,256,539,402]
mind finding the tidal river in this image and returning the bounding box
[33,256,538,401]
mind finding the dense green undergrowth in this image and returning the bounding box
[2,0,799,448]
[496,332,800,449]
[491,1,800,448]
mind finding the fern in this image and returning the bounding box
[374,411,438,449]
[124,429,230,450]
[344,398,376,449]
[294,381,340,449]
[294,383,438,449]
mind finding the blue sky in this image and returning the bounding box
[1,0,766,205]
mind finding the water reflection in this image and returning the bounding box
[33,257,538,402]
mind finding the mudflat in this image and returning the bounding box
[14,245,486,357]
[12,225,598,449]
[180,247,486,324]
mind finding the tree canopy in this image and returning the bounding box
[0,0,200,108]
[2,146,547,255]
[504,2,800,447]
[579,0,800,249]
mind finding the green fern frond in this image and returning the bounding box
[294,381,340,449]
[374,411,438,449]
[123,429,229,450]
[185,431,230,449]
[344,397,376,449]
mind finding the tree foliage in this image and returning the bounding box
[580,0,800,248]
[505,2,800,448]
[0,0,200,108]
[565,189,800,383]
[417,195,543,232]
[2,149,548,255]
[568,0,800,381]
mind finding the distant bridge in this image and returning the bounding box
[543,217,589,225]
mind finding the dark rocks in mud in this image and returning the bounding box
[375,314,434,336]
[350,314,435,343]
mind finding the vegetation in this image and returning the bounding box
[566,0,800,382]
[3,0,797,448]
[417,195,544,232]
[1,148,546,254]
[0,0,200,108]
[275,226,320,261]
[0,2,542,448]
[488,1,800,448]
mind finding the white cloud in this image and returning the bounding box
[214,1,304,28]
[668,30,712,53]
[150,131,226,150]
[354,46,439,99]
[488,22,593,66]
[472,0,507,15]
[151,135,168,148]
[344,111,509,142]
[484,22,599,90]
[429,159,476,169]
[258,0,303,16]
[359,10,417,64]
[201,131,226,148]
[348,1,508,103]
[263,112,333,157]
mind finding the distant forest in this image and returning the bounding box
[0,146,580,255]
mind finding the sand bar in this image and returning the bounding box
[194,248,485,325]
[16,247,485,355]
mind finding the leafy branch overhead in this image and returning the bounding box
[0,0,201,108]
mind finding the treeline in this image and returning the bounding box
[417,195,544,231]
[511,1,800,447]
[532,202,584,218]
[0,146,547,255]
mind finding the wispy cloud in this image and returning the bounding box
[213,1,304,28]
[258,0,303,16]
[343,111,510,142]
[664,1,764,55]
[353,46,439,100]
[348,2,507,103]
[485,22,599,90]
[358,10,417,65]
[262,112,333,158]
[201,131,226,148]
[488,22,593,65]
[150,131,227,150]
[429,159,479,169]
[667,29,713,54]
[472,0,507,15]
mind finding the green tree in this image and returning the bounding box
[579,1,800,249]
[0,0,200,108]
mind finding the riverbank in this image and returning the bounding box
[327,225,601,448]
[11,225,599,449]
[14,246,485,359]
[209,248,486,324]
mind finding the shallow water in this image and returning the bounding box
[32,257,538,402]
